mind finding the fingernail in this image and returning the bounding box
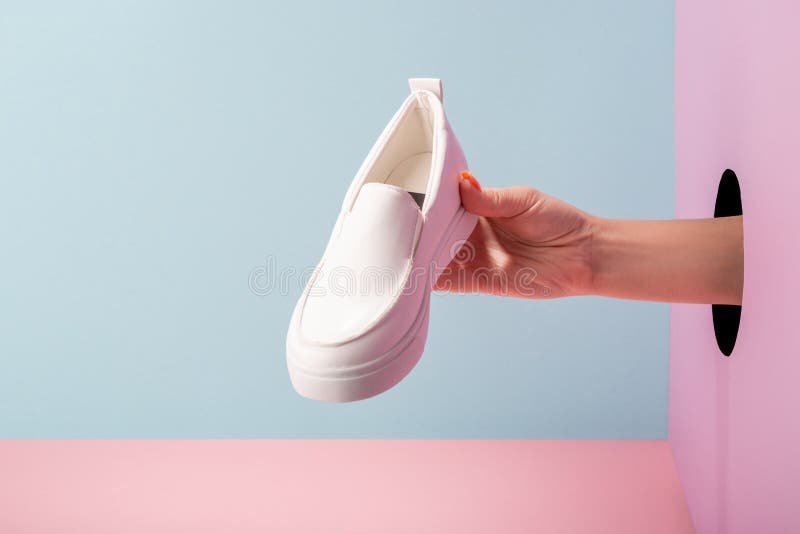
[460,171,482,192]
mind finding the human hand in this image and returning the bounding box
[438,172,744,305]
[435,172,596,299]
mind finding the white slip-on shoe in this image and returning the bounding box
[286,78,477,402]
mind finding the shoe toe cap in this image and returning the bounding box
[288,281,427,371]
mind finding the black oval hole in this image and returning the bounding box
[712,169,743,356]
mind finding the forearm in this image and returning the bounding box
[588,216,743,304]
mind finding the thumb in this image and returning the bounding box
[458,171,537,219]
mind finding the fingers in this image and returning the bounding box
[459,172,538,219]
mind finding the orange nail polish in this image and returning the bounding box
[460,171,482,191]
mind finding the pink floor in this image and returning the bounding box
[0,440,693,533]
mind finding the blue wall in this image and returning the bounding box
[0,0,674,437]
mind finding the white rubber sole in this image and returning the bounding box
[287,206,478,402]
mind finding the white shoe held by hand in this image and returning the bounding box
[286,78,477,402]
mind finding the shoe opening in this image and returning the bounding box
[363,94,437,209]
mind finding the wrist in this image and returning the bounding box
[586,215,744,304]
[586,215,613,298]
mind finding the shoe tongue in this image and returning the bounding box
[329,182,422,269]
[350,182,421,218]
[301,183,423,345]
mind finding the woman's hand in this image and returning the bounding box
[435,172,596,299]
[436,172,744,305]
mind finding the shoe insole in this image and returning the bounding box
[385,152,431,209]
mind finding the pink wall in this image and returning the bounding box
[671,0,800,532]
[0,440,693,533]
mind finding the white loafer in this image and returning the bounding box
[286,78,477,402]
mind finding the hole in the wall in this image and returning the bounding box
[712,169,743,357]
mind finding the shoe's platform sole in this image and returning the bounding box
[287,206,478,402]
